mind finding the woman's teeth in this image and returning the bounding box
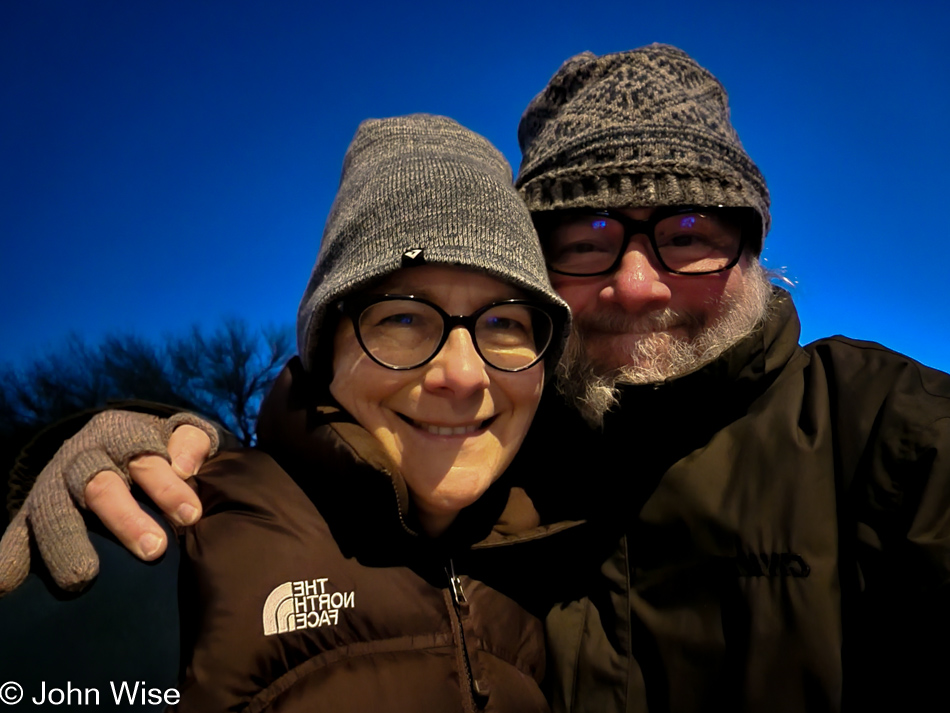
[421,422,481,436]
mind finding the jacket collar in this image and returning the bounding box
[510,289,804,524]
[255,356,569,550]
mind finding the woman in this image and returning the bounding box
[181,115,568,711]
[177,113,571,711]
[2,114,575,712]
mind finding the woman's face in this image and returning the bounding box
[330,265,545,535]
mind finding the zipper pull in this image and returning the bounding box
[446,559,467,608]
[445,559,488,707]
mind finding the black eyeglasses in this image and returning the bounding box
[336,295,555,372]
[540,206,750,276]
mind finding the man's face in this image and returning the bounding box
[541,206,772,423]
[547,207,755,373]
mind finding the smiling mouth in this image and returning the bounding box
[398,414,495,436]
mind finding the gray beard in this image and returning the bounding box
[555,260,774,427]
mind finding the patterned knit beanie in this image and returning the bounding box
[516,44,770,250]
[297,113,570,373]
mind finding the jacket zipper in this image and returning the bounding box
[446,559,488,710]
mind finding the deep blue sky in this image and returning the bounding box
[2,1,948,375]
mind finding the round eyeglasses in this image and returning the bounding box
[540,207,751,276]
[336,295,556,372]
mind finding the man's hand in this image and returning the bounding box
[0,411,218,595]
[84,424,214,560]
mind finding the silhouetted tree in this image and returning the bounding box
[1,319,294,526]
[166,319,294,447]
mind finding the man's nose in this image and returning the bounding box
[600,237,672,312]
[423,327,491,397]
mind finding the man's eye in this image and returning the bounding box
[668,234,696,248]
[556,240,612,257]
[564,241,600,254]
[657,231,713,248]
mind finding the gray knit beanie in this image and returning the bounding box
[297,113,570,374]
[516,44,770,249]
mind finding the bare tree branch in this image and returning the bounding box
[1,318,295,489]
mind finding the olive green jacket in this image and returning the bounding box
[514,290,950,713]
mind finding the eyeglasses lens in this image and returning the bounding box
[546,215,624,275]
[653,213,741,273]
[358,300,443,369]
[475,303,552,371]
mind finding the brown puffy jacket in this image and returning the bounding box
[177,359,585,712]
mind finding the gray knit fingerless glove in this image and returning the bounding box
[0,410,219,594]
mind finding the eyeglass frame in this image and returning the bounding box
[537,206,753,277]
[335,294,556,372]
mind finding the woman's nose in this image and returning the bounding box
[422,327,491,397]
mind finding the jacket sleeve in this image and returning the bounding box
[6,400,233,519]
[810,337,950,710]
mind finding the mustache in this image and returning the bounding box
[574,307,704,335]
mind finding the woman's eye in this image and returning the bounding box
[486,316,517,330]
[483,314,531,335]
[378,313,416,327]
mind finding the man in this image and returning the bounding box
[4,44,949,712]
[509,45,950,713]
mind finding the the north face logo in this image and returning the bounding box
[262,579,356,636]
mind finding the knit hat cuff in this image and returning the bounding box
[518,127,770,239]
[522,170,768,226]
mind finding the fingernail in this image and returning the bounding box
[173,458,198,477]
[176,503,199,526]
[139,533,164,559]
